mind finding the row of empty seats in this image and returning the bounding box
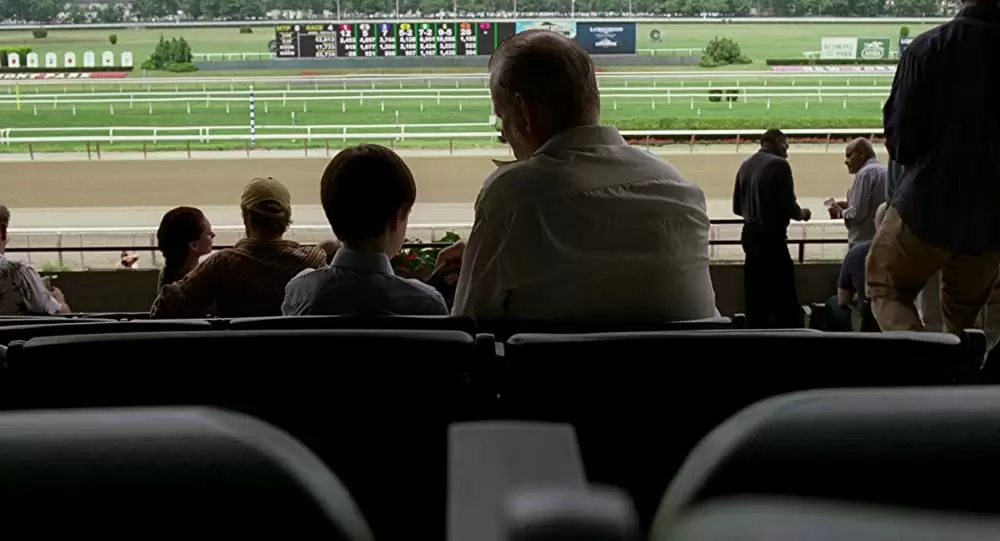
[8,387,1000,540]
[0,318,991,538]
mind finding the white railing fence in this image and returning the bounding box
[0,127,886,149]
[0,70,897,88]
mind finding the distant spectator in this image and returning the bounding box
[0,204,70,315]
[451,29,719,322]
[283,144,447,316]
[869,0,1000,333]
[733,129,811,328]
[116,250,140,270]
[827,138,886,248]
[152,178,337,319]
[155,206,214,290]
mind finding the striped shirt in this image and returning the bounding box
[843,158,887,248]
[151,238,327,319]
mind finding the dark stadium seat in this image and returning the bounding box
[481,316,743,341]
[0,316,109,326]
[505,487,641,541]
[449,422,588,541]
[0,319,213,346]
[499,330,984,533]
[5,329,492,541]
[79,312,153,320]
[653,387,1000,528]
[229,315,477,335]
[0,407,372,539]
[657,498,1000,541]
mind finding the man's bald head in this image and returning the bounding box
[845,137,877,174]
[847,138,876,160]
[488,30,600,157]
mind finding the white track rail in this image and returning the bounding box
[0,70,897,88]
[0,127,884,146]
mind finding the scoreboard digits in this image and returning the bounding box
[276,23,337,58]
[278,21,515,58]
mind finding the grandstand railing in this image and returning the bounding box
[6,219,852,269]
[0,128,885,155]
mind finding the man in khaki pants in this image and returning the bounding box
[868,1,1000,333]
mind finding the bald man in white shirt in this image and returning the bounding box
[451,30,719,322]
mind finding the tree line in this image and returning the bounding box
[0,0,960,23]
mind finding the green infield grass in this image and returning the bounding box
[0,21,938,74]
[0,82,886,153]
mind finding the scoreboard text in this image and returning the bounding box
[277,21,516,58]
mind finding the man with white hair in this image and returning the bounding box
[451,29,719,322]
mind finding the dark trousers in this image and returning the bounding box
[742,227,801,329]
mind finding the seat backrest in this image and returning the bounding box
[9,328,489,541]
[654,387,1000,527]
[0,316,107,327]
[501,330,982,531]
[0,407,373,539]
[229,315,476,334]
[10,329,481,408]
[0,319,213,346]
[80,312,152,320]
[505,487,640,541]
[658,497,1000,541]
[449,422,587,541]
[483,317,739,340]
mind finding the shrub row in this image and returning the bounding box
[0,46,31,68]
[765,58,898,66]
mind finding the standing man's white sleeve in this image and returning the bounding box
[451,209,512,320]
[20,265,62,315]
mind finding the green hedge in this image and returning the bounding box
[765,58,897,66]
[0,46,31,68]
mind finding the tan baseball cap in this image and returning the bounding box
[241,177,292,220]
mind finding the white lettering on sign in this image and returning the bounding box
[820,37,857,60]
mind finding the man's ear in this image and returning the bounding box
[513,93,533,134]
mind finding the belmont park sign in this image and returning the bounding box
[5,50,134,70]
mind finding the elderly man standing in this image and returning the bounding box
[868,0,1000,333]
[828,138,886,248]
[451,29,719,322]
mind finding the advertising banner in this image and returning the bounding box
[515,20,576,39]
[575,22,636,55]
[820,37,857,60]
[856,38,891,60]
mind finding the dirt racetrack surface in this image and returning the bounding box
[0,149,876,210]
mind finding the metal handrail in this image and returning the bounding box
[5,237,846,265]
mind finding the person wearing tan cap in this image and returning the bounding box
[151,177,339,319]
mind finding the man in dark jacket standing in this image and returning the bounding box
[733,129,812,328]
[868,0,1000,333]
